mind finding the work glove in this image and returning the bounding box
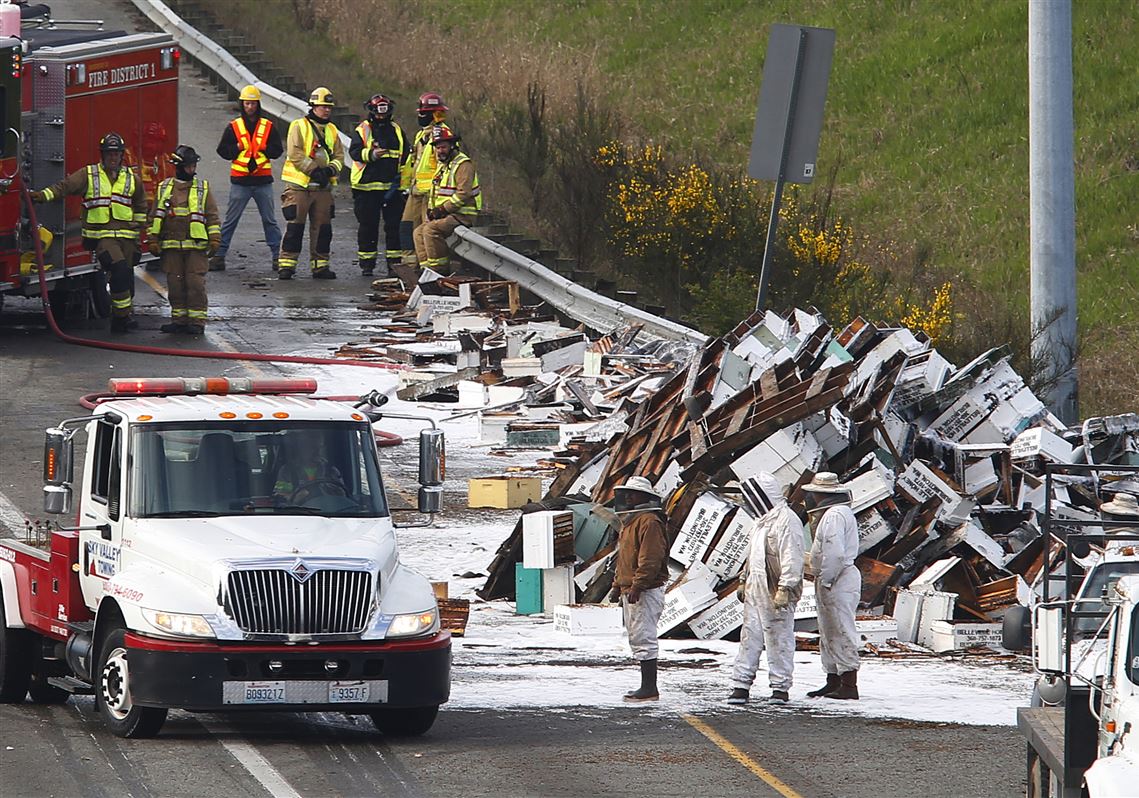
[310,166,332,187]
[626,588,642,605]
[736,579,746,602]
[773,586,792,610]
[147,240,161,257]
[29,190,45,203]
[427,206,446,221]
[208,236,221,256]
[607,586,621,603]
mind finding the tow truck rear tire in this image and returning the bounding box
[95,628,167,738]
[27,672,70,704]
[368,706,439,737]
[0,599,33,702]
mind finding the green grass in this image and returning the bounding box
[196,0,1139,411]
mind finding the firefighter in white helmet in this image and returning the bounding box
[727,471,804,704]
[802,472,861,700]
[278,86,344,280]
[213,84,284,272]
[31,132,148,332]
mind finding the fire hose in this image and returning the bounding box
[21,186,404,446]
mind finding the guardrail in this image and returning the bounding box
[132,0,709,345]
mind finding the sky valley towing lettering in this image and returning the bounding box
[86,61,155,88]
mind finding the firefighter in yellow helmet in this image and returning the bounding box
[395,92,448,288]
[278,86,345,280]
[30,132,149,332]
[212,84,284,272]
[146,145,220,335]
[412,125,482,274]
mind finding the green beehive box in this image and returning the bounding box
[515,563,543,615]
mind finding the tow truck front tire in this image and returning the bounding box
[368,705,439,737]
[0,599,32,702]
[95,629,167,738]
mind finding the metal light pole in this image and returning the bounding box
[1029,0,1078,423]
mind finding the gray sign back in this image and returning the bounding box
[748,24,836,183]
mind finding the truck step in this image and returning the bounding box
[47,676,93,695]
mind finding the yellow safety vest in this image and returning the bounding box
[149,177,214,248]
[350,121,405,190]
[411,125,448,194]
[81,165,141,238]
[429,152,482,216]
[282,117,341,189]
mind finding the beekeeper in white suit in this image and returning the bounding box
[802,472,861,700]
[727,471,804,704]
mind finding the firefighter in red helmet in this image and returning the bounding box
[395,92,449,288]
[31,132,149,332]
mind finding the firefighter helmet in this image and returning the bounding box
[417,92,447,113]
[308,87,335,107]
[430,125,459,145]
[239,84,262,102]
[99,132,126,153]
[365,94,393,119]
[170,144,201,165]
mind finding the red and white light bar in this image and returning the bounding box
[108,377,318,396]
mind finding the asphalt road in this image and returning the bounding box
[0,2,1028,796]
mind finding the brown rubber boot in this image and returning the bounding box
[824,671,859,700]
[806,672,841,698]
[623,659,659,702]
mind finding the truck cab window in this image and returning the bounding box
[90,420,121,520]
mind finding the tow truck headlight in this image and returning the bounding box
[142,609,215,638]
[387,608,439,638]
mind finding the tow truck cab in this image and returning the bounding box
[0,377,450,738]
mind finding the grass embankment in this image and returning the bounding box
[197,0,1139,413]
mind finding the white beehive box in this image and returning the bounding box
[928,620,1004,652]
[541,565,575,613]
[522,511,560,569]
[688,594,745,640]
[553,604,625,635]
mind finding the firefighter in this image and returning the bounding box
[146,145,221,335]
[30,132,148,332]
[349,93,410,277]
[278,87,345,280]
[607,476,670,703]
[212,84,284,272]
[412,125,482,274]
[395,92,448,287]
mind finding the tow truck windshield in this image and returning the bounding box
[128,422,389,517]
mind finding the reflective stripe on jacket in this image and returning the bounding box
[410,125,444,195]
[282,117,343,189]
[429,152,482,217]
[149,177,220,249]
[82,165,146,237]
[350,120,406,190]
[229,117,274,178]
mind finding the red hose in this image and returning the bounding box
[23,185,406,371]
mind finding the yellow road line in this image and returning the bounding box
[136,267,265,376]
[681,713,805,798]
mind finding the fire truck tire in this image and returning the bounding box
[367,705,439,737]
[0,597,32,703]
[88,273,112,318]
[95,628,167,738]
[27,672,70,704]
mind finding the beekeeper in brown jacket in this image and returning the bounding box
[608,475,669,703]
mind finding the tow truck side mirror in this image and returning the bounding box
[1035,606,1066,674]
[417,429,444,515]
[42,427,73,515]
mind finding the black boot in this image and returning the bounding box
[624,659,659,702]
[359,258,375,277]
[824,671,859,700]
[769,690,790,703]
[160,322,188,334]
[807,672,841,698]
[110,316,138,333]
[725,687,749,705]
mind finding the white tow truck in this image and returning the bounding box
[1010,464,1139,796]
[0,377,450,738]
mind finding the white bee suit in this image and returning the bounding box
[810,503,861,675]
[730,472,804,692]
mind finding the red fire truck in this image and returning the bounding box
[0,25,179,318]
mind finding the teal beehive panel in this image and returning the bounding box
[515,563,543,615]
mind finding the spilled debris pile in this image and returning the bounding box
[475,307,1139,652]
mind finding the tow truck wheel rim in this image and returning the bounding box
[100,647,132,720]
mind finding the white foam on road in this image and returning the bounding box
[0,490,29,536]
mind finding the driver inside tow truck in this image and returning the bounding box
[273,430,346,503]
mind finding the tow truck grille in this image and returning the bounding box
[224,569,374,635]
